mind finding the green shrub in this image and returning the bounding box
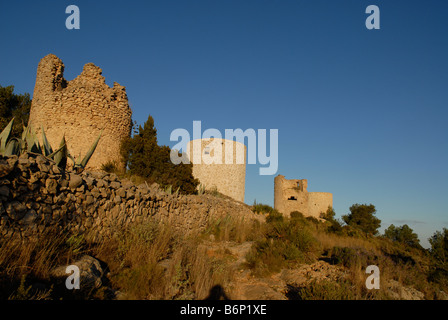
[252,202,277,215]
[384,224,422,249]
[328,247,360,268]
[246,238,296,275]
[290,211,305,220]
[429,228,448,267]
[321,207,334,219]
[246,213,319,275]
[265,209,284,224]
[0,85,31,138]
[326,219,344,234]
[306,216,320,225]
[342,204,381,235]
[101,160,119,173]
[286,279,355,300]
[203,215,265,243]
[120,115,199,194]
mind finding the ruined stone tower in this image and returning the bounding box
[186,138,246,202]
[274,175,332,218]
[28,54,132,170]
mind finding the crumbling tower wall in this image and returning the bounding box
[274,175,332,218]
[28,54,132,170]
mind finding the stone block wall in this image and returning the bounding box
[0,153,257,242]
[27,54,132,170]
[274,175,332,218]
[186,138,246,202]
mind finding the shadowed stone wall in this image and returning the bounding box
[0,153,257,242]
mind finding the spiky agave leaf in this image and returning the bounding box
[22,125,41,153]
[0,118,14,153]
[67,153,77,167]
[4,138,20,156]
[20,124,29,153]
[52,135,68,168]
[165,185,172,195]
[41,125,53,156]
[78,131,102,169]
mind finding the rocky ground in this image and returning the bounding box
[52,239,433,300]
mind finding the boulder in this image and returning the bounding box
[45,178,58,194]
[0,185,10,197]
[6,201,27,220]
[51,255,104,291]
[69,173,83,189]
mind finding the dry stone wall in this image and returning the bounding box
[28,54,132,170]
[0,153,257,242]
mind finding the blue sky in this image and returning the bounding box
[1,1,447,247]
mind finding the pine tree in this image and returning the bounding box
[342,203,381,235]
[120,115,199,194]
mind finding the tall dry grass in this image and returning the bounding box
[202,214,265,243]
[311,227,441,299]
[3,210,444,300]
[0,227,84,299]
[92,218,249,299]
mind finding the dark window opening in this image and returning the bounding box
[288,196,297,201]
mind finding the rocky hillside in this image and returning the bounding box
[0,152,258,241]
[1,152,447,300]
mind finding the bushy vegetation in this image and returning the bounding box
[428,228,448,266]
[384,224,422,249]
[202,214,264,243]
[0,118,100,171]
[120,115,199,194]
[2,204,448,300]
[286,279,356,300]
[0,227,98,300]
[251,200,278,215]
[246,208,320,276]
[2,180,447,300]
[342,203,381,235]
[0,85,31,138]
[100,160,120,173]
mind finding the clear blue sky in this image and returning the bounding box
[1,1,447,248]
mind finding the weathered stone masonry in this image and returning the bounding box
[274,175,333,218]
[28,54,132,170]
[187,138,246,203]
[0,153,257,241]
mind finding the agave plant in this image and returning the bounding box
[164,185,172,194]
[21,123,41,154]
[163,184,180,196]
[0,118,101,171]
[53,135,68,169]
[0,118,17,156]
[67,130,102,170]
[197,183,206,195]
